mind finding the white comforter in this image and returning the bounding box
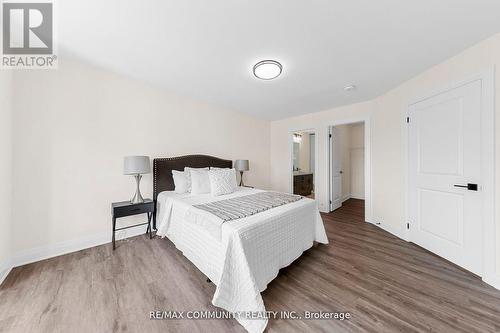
[156,187,329,333]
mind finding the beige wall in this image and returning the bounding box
[349,123,364,199]
[270,32,500,280]
[10,56,271,255]
[0,71,12,275]
[350,123,364,149]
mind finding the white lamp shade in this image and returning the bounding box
[124,156,151,175]
[234,159,249,171]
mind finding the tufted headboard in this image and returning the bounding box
[152,155,232,229]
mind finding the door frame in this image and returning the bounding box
[288,128,319,199]
[327,116,372,223]
[404,68,495,283]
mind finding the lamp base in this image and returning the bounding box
[130,194,144,204]
[130,174,144,204]
[239,171,245,187]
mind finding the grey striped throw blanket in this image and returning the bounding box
[194,191,303,222]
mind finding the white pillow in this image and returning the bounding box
[184,167,209,192]
[210,167,237,188]
[190,169,211,194]
[208,168,238,196]
[172,170,189,194]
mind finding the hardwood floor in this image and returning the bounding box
[1,199,500,332]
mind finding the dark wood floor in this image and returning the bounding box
[1,199,500,332]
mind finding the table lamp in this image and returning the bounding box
[234,159,249,187]
[124,156,151,204]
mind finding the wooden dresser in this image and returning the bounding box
[293,172,313,196]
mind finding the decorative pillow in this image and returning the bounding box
[190,169,211,194]
[210,167,237,187]
[184,167,209,192]
[208,168,238,196]
[172,170,189,194]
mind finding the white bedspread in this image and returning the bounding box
[156,187,329,333]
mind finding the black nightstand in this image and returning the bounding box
[111,199,154,250]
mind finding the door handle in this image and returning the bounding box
[453,183,478,191]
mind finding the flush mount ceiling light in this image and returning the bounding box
[253,60,282,80]
[344,84,357,92]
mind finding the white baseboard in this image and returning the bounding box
[321,194,353,213]
[11,224,148,268]
[341,194,365,202]
[483,274,500,290]
[323,194,364,213]
[0,258,12,286]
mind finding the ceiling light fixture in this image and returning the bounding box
[253,60,282,80]
[344,84,356,92]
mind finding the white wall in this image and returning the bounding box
[350,123,364,149]
[10,56,270,257]
[0,71,12,280]
[270,31,500,282]
[349,123,365,199]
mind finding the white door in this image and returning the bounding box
[408,80,482,275]
[330,127,342,211]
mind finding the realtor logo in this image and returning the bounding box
[2,1,57,69]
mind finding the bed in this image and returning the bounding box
[153,155,329,333]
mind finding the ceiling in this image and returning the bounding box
[58,0,500,120]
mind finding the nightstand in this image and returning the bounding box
[111,199,154,250]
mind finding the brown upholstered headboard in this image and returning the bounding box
[152,155,232,229]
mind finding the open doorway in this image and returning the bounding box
[329,122,365,214]
[292,130,316,199]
